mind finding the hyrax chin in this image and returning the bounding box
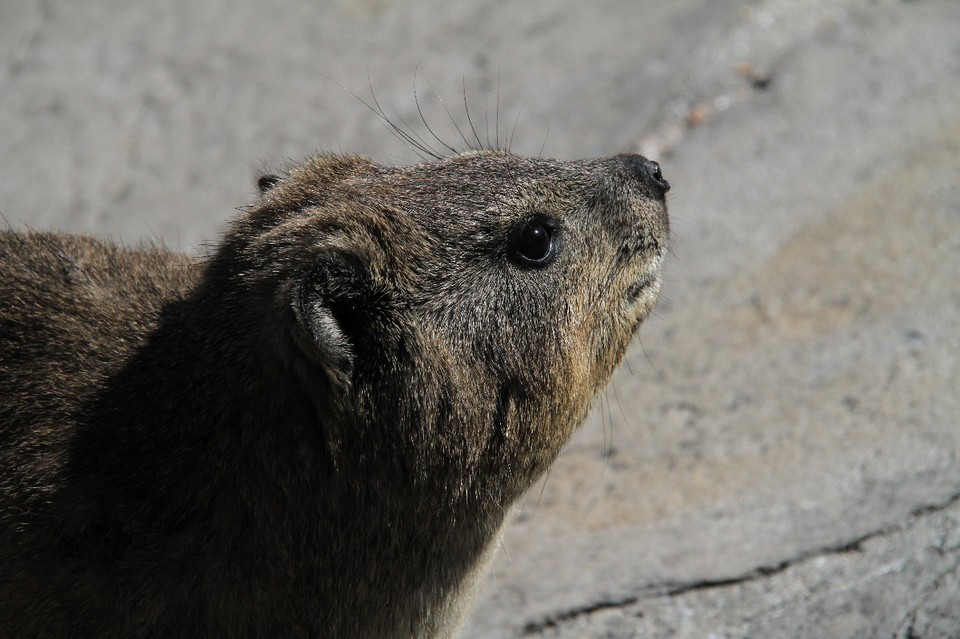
[0,149,669,638]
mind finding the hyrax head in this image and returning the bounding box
[217,150,669,507]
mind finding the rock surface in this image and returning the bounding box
[2,0,958,637]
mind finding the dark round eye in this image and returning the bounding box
[511,218,556,266]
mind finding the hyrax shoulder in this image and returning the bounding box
[0,150,669,638]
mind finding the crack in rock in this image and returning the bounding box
[893,558,960,639]
[892,514,960,639]
[661,489,960,599]
[518,489,960,636]
[520,595,640,636]
[658,530,889,600]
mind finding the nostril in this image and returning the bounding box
[644,160,662,183]
[642,159,670,194]
[616,154,671,195]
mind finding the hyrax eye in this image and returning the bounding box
[511,217,557,267]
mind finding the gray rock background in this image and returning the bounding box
[2,0,958,637]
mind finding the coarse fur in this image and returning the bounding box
[0,149,669,637]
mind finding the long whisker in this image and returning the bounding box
[317,73,436,161]
[539,122,550,158]
[367,78,443,160]
[413,68,459,156]
[508,98,526,154]
[462,78,484,150]
[495,72,502,151]
[422,75,474,151]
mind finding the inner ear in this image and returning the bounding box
[292,252,373,388]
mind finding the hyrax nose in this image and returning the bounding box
[616,154,670,196]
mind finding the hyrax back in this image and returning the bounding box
[0,150,669,638]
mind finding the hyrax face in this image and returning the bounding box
[223,150,669,508]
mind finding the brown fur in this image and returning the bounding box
[0,150,668,637]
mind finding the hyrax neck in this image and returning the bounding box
[74,278,506,636]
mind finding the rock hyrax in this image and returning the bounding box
[0,149,669,637]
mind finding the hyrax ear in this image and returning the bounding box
[292,251,374,388]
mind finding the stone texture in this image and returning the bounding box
[2,0,958,637]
